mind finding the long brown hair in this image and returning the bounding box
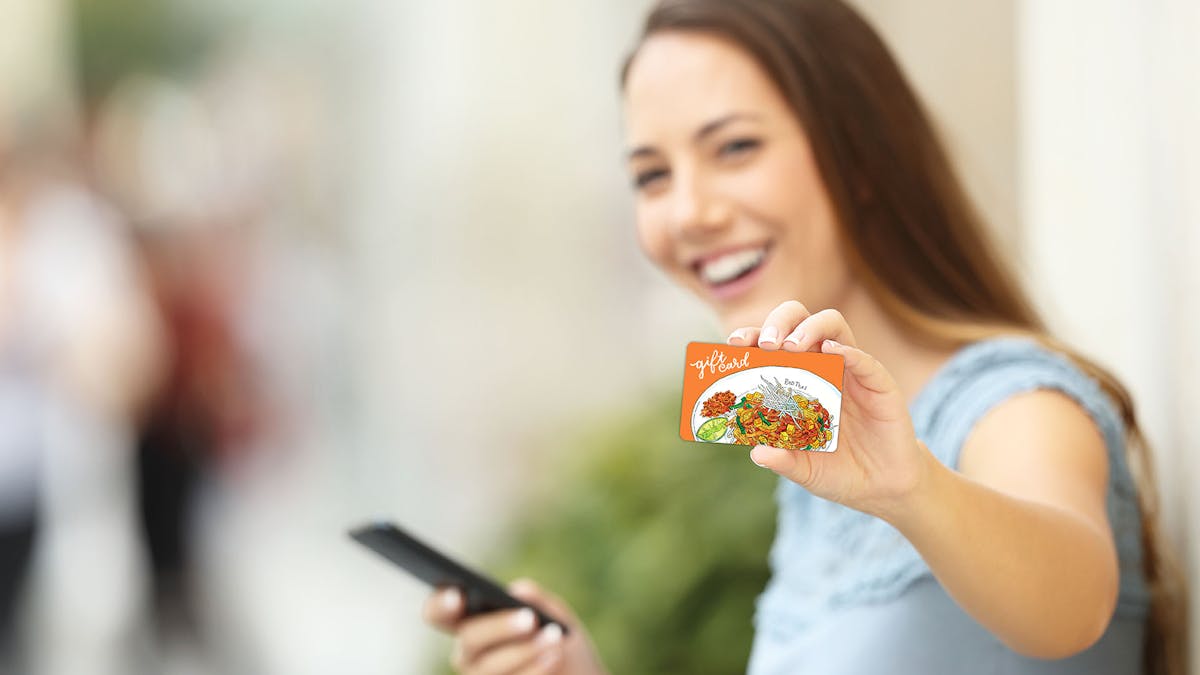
[621,1,1188,672]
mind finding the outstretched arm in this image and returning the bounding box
[879,390,1118,660]
[730,301,1118,659]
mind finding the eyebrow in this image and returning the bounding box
[627,112,761,160]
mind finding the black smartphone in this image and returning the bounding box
[347,521,569,635]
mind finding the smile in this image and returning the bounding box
[694,242,773,300]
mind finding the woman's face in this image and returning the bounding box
[622,31,851,333]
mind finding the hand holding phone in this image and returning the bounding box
[348,521,569,634]
[350,520,612,674]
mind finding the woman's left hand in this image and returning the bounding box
[727,300,932,518]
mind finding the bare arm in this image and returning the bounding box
[874,390,1119,659]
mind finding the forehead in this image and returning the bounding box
[623,31,790,142]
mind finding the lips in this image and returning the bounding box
[694,241,773,301]
[692,241,772,281]
[698,247,767,285]
[690,242,772,271]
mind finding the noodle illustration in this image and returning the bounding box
[696,375,835,450]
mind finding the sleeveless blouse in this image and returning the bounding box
[747,336,1150,674]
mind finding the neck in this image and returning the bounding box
[834,284,959,408]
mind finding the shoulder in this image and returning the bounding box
[920,335,1125,468]
[945,336,1122,535]
[958,389,1110,530]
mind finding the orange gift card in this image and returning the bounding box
[680,342,844,452]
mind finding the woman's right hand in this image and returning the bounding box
[421,578,609,675]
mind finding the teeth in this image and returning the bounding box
[699,247,767,285]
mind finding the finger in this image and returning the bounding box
[423,586,465,633]
[507,579,577,628]
[472,624,564,675]
[757,300,812,350]
[727,326,760,346]
[458,607,539,665]
[749,443,818,487]
[782,308,856,352]
[523,645,564,674]
[822,339,896,395]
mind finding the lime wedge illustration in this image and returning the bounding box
[696,417,728,442]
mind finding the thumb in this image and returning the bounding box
[508,578,578,625]
[749,443,817,487]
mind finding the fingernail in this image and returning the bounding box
[824,339,840,349]
[441,588,461,611]
[750,448,767,468]
[728,328,747,343]
[760,327,778,345]
[536,623,563,646]
[512,608,536,632]
[784,330,804,347]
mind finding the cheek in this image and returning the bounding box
[633,207,673,267]
[743,152,848,303]
[756,154,821,220]
[754,151,839,255]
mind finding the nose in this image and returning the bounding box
[667,166,731,240]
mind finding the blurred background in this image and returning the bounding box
[0,0,1196,673]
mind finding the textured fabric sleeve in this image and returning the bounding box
[927,345,1127,478]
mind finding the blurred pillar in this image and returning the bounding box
[1017,0,1200,665]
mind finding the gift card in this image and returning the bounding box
[680,342,844,452]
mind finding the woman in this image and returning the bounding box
[422,1,1187,673]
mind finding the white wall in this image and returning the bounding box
[1018,1,1200,669]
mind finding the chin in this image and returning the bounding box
[718,293,811,335]
[716,306,769,335]
[682,272,787,333]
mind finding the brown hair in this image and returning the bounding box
[621,1,1188,672]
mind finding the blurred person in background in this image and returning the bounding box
[69,0,343,668]
[68,0,280,663]
[422,1,1188,674]
[84,66,290,670]
[0,110,167,673]
[0,123,48,672]
[132,202,270,656]
[2,0,342,671]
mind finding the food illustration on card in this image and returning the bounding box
[695,375,835,450]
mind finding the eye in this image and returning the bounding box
[633,168,669,190]
[719,138,761,158]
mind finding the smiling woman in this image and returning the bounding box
[417,1,1188,673]
[612,1,1185,673]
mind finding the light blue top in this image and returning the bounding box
[747,336,1151,674]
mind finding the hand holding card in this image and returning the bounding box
[716,302,935,520]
